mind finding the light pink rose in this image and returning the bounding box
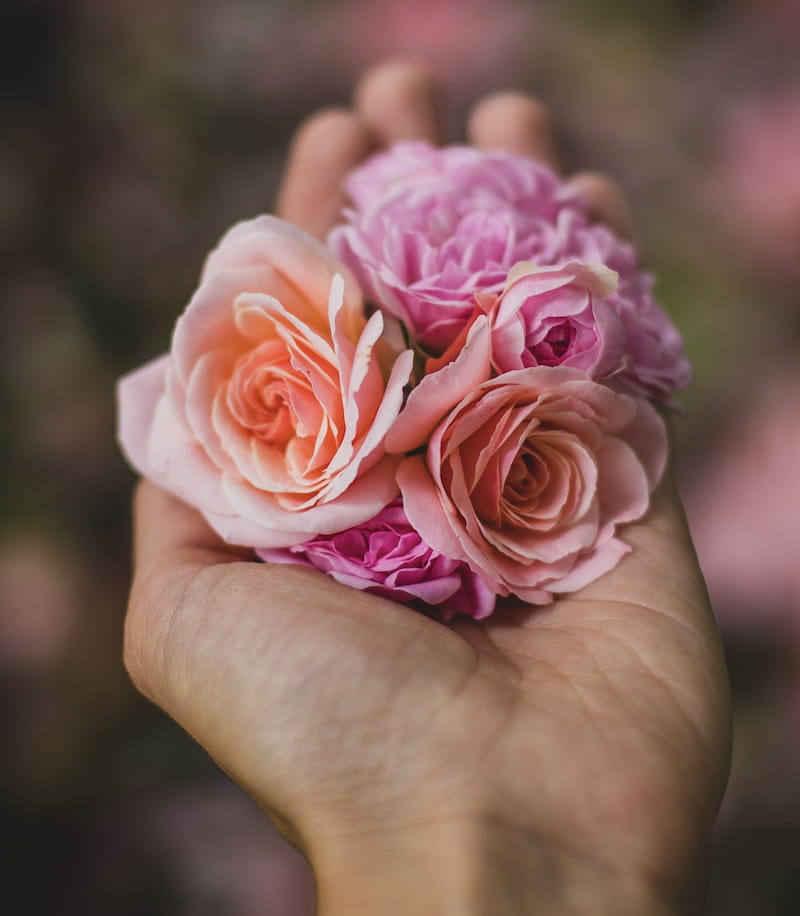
[384,260,626,455]
[394,367,667,604]
[117,215,414,548]
[329,142,690,401]
[484,259,625,376]
[257,499,496,619]
[329,142,578,355]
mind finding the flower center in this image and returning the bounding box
[532,321,576,365]
[505,442,549,509]
[227,346,300,447]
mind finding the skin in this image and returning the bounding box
[124,61,731,915]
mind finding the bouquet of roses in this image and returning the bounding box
[118,142,690,620]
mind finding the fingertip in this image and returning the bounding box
[567,171,634,239]
[276,107,374,238]
[287,108,373,166]
[355,58,439,104]
[132,480,248,576]
[355,59,445,145]
[468,91,560,169]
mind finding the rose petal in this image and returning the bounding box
[385,316,492,454]
[117,355,171,476]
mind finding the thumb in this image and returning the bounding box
[132,480,251,577]
[124,481,250,702]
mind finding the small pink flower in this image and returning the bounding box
[485,259,626,376]
[117,216,413,548]
[395,367,667,604]
[329,142,690,401]
[257,499,495,619]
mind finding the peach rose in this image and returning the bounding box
[117,216,414,548]
[395,367,666,603]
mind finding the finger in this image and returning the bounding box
[467,92,560,170]
[355,59,445,146]
[275,108,374,239]
[567,171,634,239]
[132,480,250,578]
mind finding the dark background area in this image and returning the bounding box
[1,0,799,912]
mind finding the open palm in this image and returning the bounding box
[125,63,730,914]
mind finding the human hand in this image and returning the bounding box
[124,62,731,916]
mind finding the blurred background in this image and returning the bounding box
[1,0,799,912]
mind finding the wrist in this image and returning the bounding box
[310,814,695,916]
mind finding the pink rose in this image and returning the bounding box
[329,142,690,401]
[385,260,626,454]
[257,499,496,619]
[394,367,667,604]
[484,259,625,376]
[328,142,578,355]
[117,215,414,548]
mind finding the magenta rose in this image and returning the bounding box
[117,216,413,548]
[257,499,495,619]
[329,142,690,401]
[394,367,667,604]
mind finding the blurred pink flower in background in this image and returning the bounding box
[6,270,116,489]
[337,0,530,83]
[0,536,78,672]
[739,0,800,36]
[686,372,800,641]
[708,88,800,277]
[140,784,314,916]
